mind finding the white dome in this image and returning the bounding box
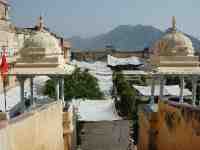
[24,30,61,54]
[153,31,194,56]
[152,17,195,56]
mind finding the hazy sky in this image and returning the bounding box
[10,0,200,38]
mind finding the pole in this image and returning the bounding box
[61,77,65,104]
[3,79,7,112]
[180,76,184,103]
[159,75,165,100]
[55,78,60,101]
[30,77,34,105]
[192,76,197,106]
[150,75,155,104]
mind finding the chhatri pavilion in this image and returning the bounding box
[123,16,200,106]
[6,17,74,113]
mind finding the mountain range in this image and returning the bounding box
[68,25,200,52]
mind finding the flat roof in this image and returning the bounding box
[107,55,143,67]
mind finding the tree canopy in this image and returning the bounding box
[44,68,104,101]
[113,71,138,118]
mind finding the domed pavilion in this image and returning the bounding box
[122,17,200,107]
[8,17,75,112]
[150,16,198,68]
[149,16,200,105]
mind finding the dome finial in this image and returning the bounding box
[37,15,44,31]
[172,16,176,31]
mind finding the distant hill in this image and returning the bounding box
[68,25,200,52]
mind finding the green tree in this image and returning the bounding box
[113,71,137,118]
[44,68,104,101]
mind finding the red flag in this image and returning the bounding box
[0,48,9,80]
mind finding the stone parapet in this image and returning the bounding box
[138,101,200,150]
[0,101,64,150]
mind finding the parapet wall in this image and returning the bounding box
[0,101,64,150]
[138,101,200,150]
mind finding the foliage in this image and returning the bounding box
[113,71,137,119]
[165,75,180,85]
[129,75,148,86]
[44,68,104,101]
[113,71,141,144]
[44,79,55,98]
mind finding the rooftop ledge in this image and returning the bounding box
[167,100,200,112]
[0,101,62,130]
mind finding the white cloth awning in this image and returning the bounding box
[133,85,192,96]
[71,99,122,121]
[107,55,143,67]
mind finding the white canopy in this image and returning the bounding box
[107,55,143,67]
[133,85,192,96]
[71,99,122,121]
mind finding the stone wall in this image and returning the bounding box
[112,51,146,58]
[71,50,147,62]
[79,120,130,150]
[138,101,200,150]
[63,107,77,150]
[0,101,64,150]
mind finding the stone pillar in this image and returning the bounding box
[61,77,65,104]
[18,76,26,111]
[30,77,34,106]
[179,76,184,103]
[192,76,197,106]
[151,75,156,104]
[159,75,165,100]
[55,78,60,101]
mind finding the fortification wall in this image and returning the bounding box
[138,101,200,150]
[0,101,64,150]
